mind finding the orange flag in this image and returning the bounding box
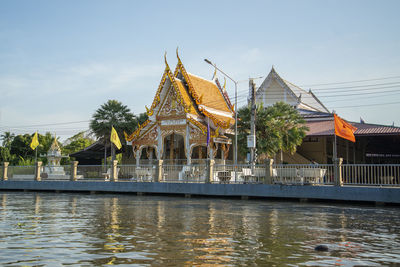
[334,114,357,142]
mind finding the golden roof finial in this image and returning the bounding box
[164,51,171,70]
[212,67,217,80]
[176,46,183,65]
[223,77,227,92]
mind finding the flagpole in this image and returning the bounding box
[35,131,38,164]
[333,114,337,161]
[334,132,337,161]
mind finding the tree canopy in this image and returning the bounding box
[90,100,137,141]
[237,102,308,162]
[89,99,147,161]
[1,132,63,165]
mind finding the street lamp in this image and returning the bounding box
[204,59,238,166]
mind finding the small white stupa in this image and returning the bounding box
[43,136,69,179]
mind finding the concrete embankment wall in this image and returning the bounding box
[0,181,399,204]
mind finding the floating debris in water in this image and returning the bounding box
[314,245,329,251]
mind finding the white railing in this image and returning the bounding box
[342,164,400,186]
[119,164,156,182]
[2,162,399,187]
[77,165,109,180]
[272,164,335,185]
[213,164,265,183]
[162,164,207,183]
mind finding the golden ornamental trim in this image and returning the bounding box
[166,69,192,114]
[198,106,230,129]
[124,119,151,142]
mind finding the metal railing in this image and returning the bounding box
[7,165,36,180]
[342,164,400,186]
[272,164,335,185]
[162,164,207,183]
[213,164,265,183]
[2,162,399,187]
[77,165,108,180]
[122,164,156,182]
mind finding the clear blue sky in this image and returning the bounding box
[1,0,400,141]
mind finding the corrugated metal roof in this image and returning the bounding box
[305,117,400,136]
[352,122,400,135]
[306,120,334,136]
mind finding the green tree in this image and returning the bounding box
[237,102,308,162]
[62,131,95,164]
[0,132,15,162]
[9,134,34,165]
[238,105,281,160]
[267,102,308,161]
[1,132,15,147]
[6,132,60,165]
[90,100,139,162]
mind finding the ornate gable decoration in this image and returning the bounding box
[158,86,185,117]
[174,51,234,130]
[125,51,233,144]
[145,53,192,118]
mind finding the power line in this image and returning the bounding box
[328,100,400,109]
[322,91,400,104]
[0,120,90,128]
[310,82,400,91]
[256,88,400,99]
[300,75,400,87]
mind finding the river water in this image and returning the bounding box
[0,192,399,266]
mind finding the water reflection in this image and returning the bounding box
[0,192,399,266]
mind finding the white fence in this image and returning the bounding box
[162,164,208,183]
[272,164,335,185]
[2,162,400,187]
[342,164,400,186]
[213,164,265,183]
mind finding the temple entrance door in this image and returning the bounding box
[163,133,186,164]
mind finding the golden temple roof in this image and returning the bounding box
[175,79,197,115]
[187,73,232,114]
[126,52,235,142]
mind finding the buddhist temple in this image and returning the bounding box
[124,51,235,166]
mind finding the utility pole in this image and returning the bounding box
[249,79,257,172]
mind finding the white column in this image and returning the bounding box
[186,124,191,165]
[157,124,162,159]
[136,150,140,167]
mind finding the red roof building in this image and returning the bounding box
[255,68,400,164]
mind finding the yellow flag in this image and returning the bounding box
[30,132,39,150]
[110,126,122,150]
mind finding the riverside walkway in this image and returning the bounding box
[1,160,400,204]
[0,180,399,204]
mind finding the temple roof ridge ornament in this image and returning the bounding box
[125,51,235,144]
[173,55,234,129]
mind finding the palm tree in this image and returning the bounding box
[266,102,308,162]
[238,105,281,160]
[237,102,308,162]
[1,132,15,147]
[90,100,137,163]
